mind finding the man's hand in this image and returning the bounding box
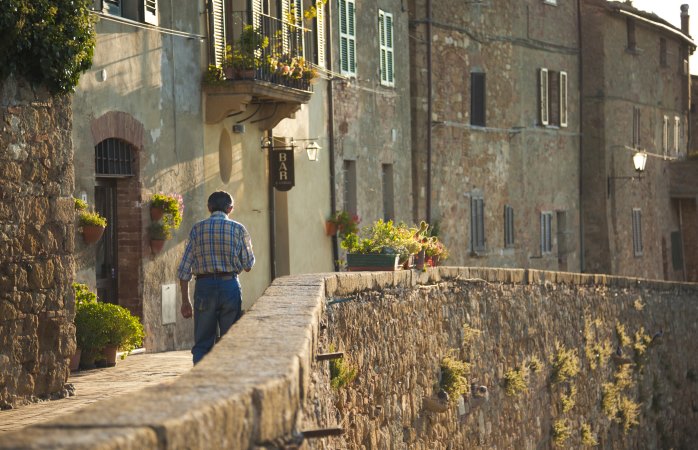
[181,300,193,319]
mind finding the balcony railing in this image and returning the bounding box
[213,11,316,93]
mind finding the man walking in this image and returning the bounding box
[177,191,255,364]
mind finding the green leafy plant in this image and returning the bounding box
[149,222,173,240]
[204,64,224,83]
[504,367,528,397]
[551,342,580,384]
[0,0,96,94]
[150,193,183,230]
[580,422,598,446]
[552,419,571,446]
[78,210,107,228]
[328,210,360,236]
[528,355,543,373]
[561,384,577,413]
[328,344,357,389]
[74,197,88,211]
[341,219,422,263]
[227,26,270,70]
[440,355,470,401]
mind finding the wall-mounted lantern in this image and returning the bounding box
[607,150,647,198]
[305,141,321,161]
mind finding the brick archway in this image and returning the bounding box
[90,111,145,318]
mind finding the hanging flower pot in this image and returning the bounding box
[150,206,165,222]
[325,220,338,236]
[82,225,105,244]
[150,239,166,254]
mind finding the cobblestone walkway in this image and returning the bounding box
[0,350,192,434]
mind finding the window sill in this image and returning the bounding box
[625,47,643,56]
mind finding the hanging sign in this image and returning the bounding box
[272,148,295,191]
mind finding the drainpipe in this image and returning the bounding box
[267,130,276,280]
[326,1,339,271]
[577,0,585,272]
[681,4,691,150]
[426,0,433,224]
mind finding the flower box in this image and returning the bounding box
[346,253,400,272]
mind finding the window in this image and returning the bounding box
[632,107,641,148]
[93,0,158,25]
[663,115,669,156]
[539,68,549,125]
[282,0,304,56]
[339,0,356,76]
[660,38,667,67]
[504,205,514,248]
[559,71,568,127]
[471,194,485,253]
[540,212,553,255]
[343,160,357,215]
[471,72,486,126]
[379,10,394,86]
[95,138,134,176]
[381,164,394,221]
[674,116,680,154]
[632,208,643,256]
[627,18,636,51]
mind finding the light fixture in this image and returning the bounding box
[305,141,321,161]
[607,150,648,197]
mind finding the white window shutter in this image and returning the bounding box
[663,115,669,155]
[386,13,393,85]
[144,0,157,25]
[540,68,549,126]
[316,0,326,67]
[251,0,263,29]
[282,0,291,54]
[674,116,680,154]
[211,0,225,67]
[559,71,567,128]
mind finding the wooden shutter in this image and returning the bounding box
[471,196,485,252]
[339,0,356,75]
[560,71,568,128]
[663,115,669,155]
[379,10,394,86]
[674,116,680,154]
[632,209,643,256]
[539,68,549,126]
[504,205,514,248]
[251,0,263,30]
[633,107,641,148]
[471,72,486,126]
[211,0,226,67]
[316,0,326,67]
[541,212,552,254]
[144,0,157,25]
[548,70,559,126]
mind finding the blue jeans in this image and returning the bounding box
[192,277,242,364]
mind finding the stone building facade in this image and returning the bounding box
[580,0,696,280]
[0,77,76,408]
[330,0,413,227]
[408,0,581,271]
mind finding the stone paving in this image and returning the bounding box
[0,350,192,434]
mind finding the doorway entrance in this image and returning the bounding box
[95,179,118,304]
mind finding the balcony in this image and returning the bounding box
[203,11,317,128]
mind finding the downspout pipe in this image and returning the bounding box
[326,2,339,271]
[267,131,276,281]
[577,0,585,272]
[426,0,433,224]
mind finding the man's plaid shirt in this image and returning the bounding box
[177,211,255,281]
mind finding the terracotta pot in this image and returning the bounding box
[223,66,235,80]
[69,348,81,372]
[325,221,338,236]
[82,225,105,244]
[415,250,426,270]
[150,206,165,222]
[150,239,166,254]
[101,345,118,367]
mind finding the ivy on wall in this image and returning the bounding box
[0,0,96,94]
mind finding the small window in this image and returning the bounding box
[339,0,357,76]
[471,72,486,126]
[471,194,485,253]
[504,205,514,248]
[342,160,357,216]
[632,107,641,148]
[379,10,394,87]
[627,18,637,51]
[539,68,549,126]
[663,115,669,156]
[540,212,553,255]
[660,38,667,67]
[632,208,643,256]
[95,138,134,176]
[381,164,394,221]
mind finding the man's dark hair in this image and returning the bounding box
[208,191,234,213]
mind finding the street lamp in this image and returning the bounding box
[305,141,321,161]
[607,150,648,197]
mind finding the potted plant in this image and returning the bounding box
[326,210,360,237]
[228,25,269,78]
[204,64,225,84]
[148,222,172,254]
[74,283,108,369]
[75,197,107,244]
[340,219,421,271]
[149,192,183,229]
[99,302,145,367]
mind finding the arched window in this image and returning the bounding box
[95,138,134,176]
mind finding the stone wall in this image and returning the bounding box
[0,76,76,409]
[2,268,697,449]
[325,269,698,449]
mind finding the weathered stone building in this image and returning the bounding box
[72,0,334,352]
[330,0,413,227]
[408,0,581,271]
[580,0,696,280]
[0,78,76,408]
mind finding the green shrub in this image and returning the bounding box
[504,367,528,397]
[552,419,571,446]
[0,0,96,94]
[340,219,422,263]
[150,193,183,230]
[551,342,580,384]
[440,355,470,401]
[329,344,357,389]
[78,210,107,227]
